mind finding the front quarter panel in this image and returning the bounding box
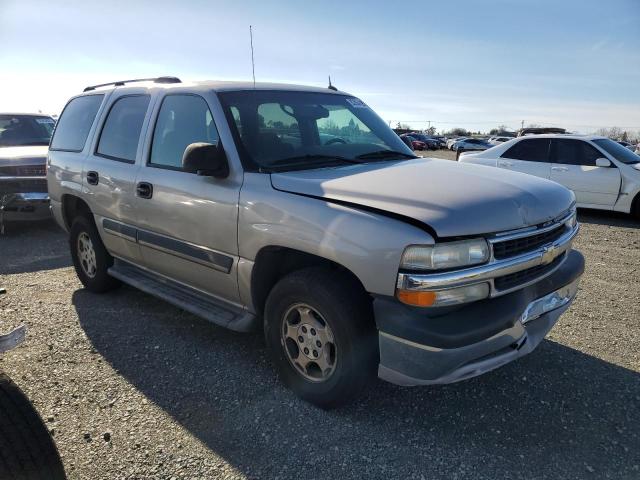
[238,173,432,299]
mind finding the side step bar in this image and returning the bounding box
[108,260,257,332]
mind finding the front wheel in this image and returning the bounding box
[264,268,377,409]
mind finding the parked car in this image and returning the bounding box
[489,136,513,145]
[400,134,426,150]
[398,134,414,150]
[636,143,640,155]
[0,113,55,227]
[48,77,584,408]
[617,141,635,151]
[408,133,439,150]
[447,137,467,149]
[459,135,640,218]
[452,138,492,152]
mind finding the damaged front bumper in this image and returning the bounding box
[376,250,584,386]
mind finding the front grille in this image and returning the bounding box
[494,254,564,291]
[0,165,46,177]
[0,179,47,194]
[493,224,566,260]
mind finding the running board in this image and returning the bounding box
[108,260,257,332]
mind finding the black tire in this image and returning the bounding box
[0,373,66,480]
[264,267,377,409]
[69,216,120,293]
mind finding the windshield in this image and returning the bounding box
[218,90,415,171]
[593,138,640,164]
[0,114,55,147]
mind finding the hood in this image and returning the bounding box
[270,158,575,237]
[0,146,48,168]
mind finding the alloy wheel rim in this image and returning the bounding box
[77,232,97,278]
[281,303,337,382]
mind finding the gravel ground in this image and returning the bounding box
[0,209,639,480]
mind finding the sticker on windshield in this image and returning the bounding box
[345,98,368,108]
[35,118,55,124]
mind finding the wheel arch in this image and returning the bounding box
[250,246,370,317]
[61,194,93,230]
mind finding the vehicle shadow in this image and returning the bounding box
[74,287,639,479]
[0,219,70,275]
[578,208,639,229]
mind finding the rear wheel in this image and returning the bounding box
[0,373,66,479]
[69,216,120,293]
[264,267,377,409]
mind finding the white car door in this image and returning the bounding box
[496,138,551,179]
[549,139,621,206]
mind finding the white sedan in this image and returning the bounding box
[459,134,640,218]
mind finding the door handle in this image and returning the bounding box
[551,166,569,172]
[136,182,153,199]
[86,171,99,185]
[498,161,513,167]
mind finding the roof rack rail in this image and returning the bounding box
[83,76,181,92]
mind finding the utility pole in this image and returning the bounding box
[521,120,525,129]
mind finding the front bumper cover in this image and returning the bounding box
[376,249,584,386]
[0,192,50,221]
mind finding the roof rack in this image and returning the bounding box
[83,76,181,92]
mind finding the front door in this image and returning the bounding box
[132,93,241,303]
[549,139,621,206]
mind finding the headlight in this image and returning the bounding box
[565,210,577,229]
[400,239,489,271]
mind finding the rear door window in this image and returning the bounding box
[97,95,150,162]
[502,139,551,162]
[552,139,603,166]
[50,95,104,152]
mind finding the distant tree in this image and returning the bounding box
[396,122,412,130]
[490,125,511,135]
[426,126,436,135]
[448,127,469,137]
[621,131,629,142]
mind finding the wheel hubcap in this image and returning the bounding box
[281,304,336,382]
[77,232,97,278]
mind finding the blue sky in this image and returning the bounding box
[1,0,638,134]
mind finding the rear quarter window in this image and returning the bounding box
[50,95,104,152]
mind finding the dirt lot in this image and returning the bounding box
[1,207,639,479]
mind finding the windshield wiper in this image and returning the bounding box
[355,150,417,160]
[262,154,360,172]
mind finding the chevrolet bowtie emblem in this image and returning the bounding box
[541,244,559,265]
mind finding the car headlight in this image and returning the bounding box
[565,209,577,229]
[400,239,490,271]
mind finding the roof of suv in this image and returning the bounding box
[82,78,349,96]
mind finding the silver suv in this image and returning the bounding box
[48,77,584,408]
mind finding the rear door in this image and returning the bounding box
[82,91,154,263]
[497,138,551,178]
[132,92,241,303]
[549,139,621,206]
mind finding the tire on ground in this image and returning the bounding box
[69,215,120,293]
[264,267,378,409]
[0,373,66,480]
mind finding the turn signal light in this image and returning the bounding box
[396,290,437,307]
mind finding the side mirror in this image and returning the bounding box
[595,157,611,168]
[182,142,229,178]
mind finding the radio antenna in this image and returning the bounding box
[249,25,256,88]
[328,75,337,91]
